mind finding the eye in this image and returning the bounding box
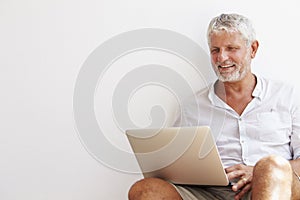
[227,46,238,51]
[210,48,219,54]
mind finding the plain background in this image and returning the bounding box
[1,0,299,199]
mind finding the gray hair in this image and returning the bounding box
[207,13,256,47]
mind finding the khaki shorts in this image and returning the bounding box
[173,184,251,200]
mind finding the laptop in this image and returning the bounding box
[125,126,229,186]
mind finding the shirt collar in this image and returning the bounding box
[208,74,263,105]
[208,82,227,108]
[252,74,263,100]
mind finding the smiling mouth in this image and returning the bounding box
[218,64,235,69]
[217,64,236,74]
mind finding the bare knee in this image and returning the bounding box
[254,155,292,179]
[128,177,182,200]
[252,155,293,199]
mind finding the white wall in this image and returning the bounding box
[1,0,299,199]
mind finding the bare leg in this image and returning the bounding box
[128,177,182,200]
[251,155,293,200]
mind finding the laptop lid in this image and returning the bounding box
[125,126,229,186]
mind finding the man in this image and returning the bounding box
[128,13,300,200]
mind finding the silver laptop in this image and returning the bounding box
[125,126,229,186]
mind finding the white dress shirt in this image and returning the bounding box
[174,75,300,168]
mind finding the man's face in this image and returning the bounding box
[209,31,253,82]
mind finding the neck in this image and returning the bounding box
[215,73,257,98]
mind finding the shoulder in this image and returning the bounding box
[260,76,291,87]
[181,83,212,106]
[258,75,300,105]
[259,76,295,93]
[173,84,213,126]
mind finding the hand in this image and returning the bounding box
[225,164,254,200]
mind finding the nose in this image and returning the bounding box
[217,50,228,63]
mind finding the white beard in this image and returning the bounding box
[213,53,252,82]
[215,65,248,82]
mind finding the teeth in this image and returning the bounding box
[219,65,233,68]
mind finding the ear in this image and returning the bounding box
[250,40,259,58]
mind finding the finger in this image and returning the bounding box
[227,170,244,181]
[234,183,251,200]
[226,164,244,172]
[232,178,248,192]
[225,165,237,173]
